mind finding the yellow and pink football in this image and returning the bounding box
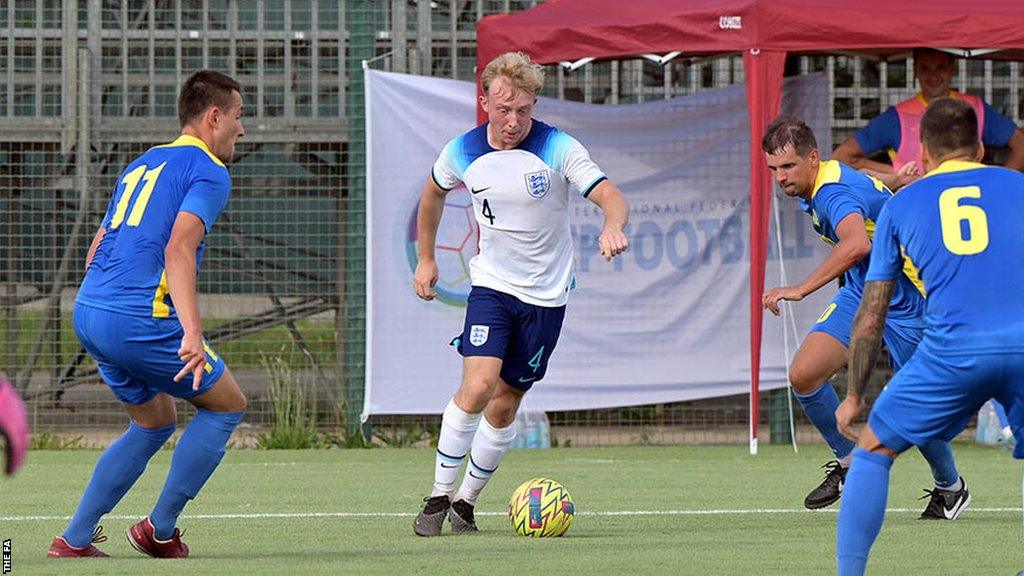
[507,477,575,537]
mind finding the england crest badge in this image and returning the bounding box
[524,170,550,198]
[469,325,490,346]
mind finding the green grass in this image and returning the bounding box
[1,444,1021,575]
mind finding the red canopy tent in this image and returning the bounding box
[476,0,1024,452]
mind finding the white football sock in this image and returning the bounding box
[456,416,517,504]
[431,399,482,498]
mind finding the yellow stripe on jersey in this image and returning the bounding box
[921,159,987,179]
[811,160,843,199]
[202,340,219,373]
[818,217,874,247]
[900,245,927,297]
[203,340,219,362]
[152,270,171,318]
[152,134,226,168]
[816,302,838,323]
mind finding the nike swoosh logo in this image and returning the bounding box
[468,470,488,480]
[943,493,969,519]
[440,462,460,469]
[470,186,490,195]
[518,376,536,384]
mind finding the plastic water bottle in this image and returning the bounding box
[511,412,527,449]
[975,401,1000,445]
[512,410,550,449]
[525,413,542,448]
[538,412,551,448]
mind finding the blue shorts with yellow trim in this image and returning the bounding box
[870,344,1024,459]
[73,302,226,405]
[809,286,924,370]
[452,286,566,391]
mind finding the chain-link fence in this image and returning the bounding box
[2,1,1017,446]
[3,1,360,442]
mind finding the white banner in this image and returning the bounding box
[365,69,832,416]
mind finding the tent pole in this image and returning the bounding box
[743,48,787,455]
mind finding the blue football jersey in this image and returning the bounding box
[76,135,231,318]
[799,160,924,318]
[867,160,1024,353]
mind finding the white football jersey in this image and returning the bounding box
[431,120,606,307]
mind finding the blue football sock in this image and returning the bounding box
[150,409,243,539]
[917,440,959,488]
[837,448,893,576]
[794,385,856,460]
[63,421,174,547]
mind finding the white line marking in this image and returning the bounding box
[231,462,307,466]
[3,507,1021,522]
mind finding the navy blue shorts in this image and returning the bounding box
[809,287,924,370]
[870,344,1024,458]
[453,286,566,391]
[73,303,227,405]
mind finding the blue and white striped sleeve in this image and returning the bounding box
[431,137,464,191]
[546,131,606,197]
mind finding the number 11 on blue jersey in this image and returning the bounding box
[110,162,167,229]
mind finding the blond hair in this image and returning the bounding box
[480,52,544,96]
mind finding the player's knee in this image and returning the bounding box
[461,375,500,400]
[201,389,247,413]
[858,440,899,459]
[484,402,517,428]
[487,414,515,429]
[132,412,177,429]
[788,367,820,395]
[856,424,900,458]
[225,391,247,413]
[210,370,247,412]
[127,394,178,428]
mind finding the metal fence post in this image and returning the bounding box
[769,388,792,445]
[342,0,379,440]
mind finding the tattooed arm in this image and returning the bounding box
[847,280,894,396]
[836,280,895,440]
